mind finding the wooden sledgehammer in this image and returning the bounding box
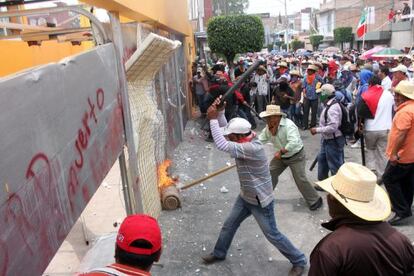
[180,164,236,190]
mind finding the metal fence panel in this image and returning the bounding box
[0,43,123,276]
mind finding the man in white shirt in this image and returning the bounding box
[378,66,392,92]
[253,66,269,113]
[357,75,394,183]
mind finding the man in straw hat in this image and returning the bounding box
[259,104,323,211]
[302,64,323,130]
[202,97,307,276]
[383,80,414,226]
[309,162,414,275]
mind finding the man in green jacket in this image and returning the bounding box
[259,105,322,211]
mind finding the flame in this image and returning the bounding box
[157,160,177,190]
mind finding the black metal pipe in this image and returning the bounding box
[220,59,264,104]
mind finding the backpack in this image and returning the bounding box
[324,100,354,136]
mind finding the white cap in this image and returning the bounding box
[390,64,408,73]
[223,117,251,135]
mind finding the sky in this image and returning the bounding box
[246,0,324,16]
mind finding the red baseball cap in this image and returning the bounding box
[116,214,162,255]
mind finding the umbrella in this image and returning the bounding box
[372,48,404,58]
[322,47,340,55]
[360,46,385,60]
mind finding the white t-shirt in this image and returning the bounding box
[253,74,268,96]
[365,89,394,131]
[381,76,392,92]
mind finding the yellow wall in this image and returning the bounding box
[0,0,195,77]
[82,0,192,36]
[0,40,92,77]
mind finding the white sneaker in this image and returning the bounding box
[351,140,361,148]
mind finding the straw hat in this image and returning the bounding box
[317,162,391,221]
[290,70,303,77]
[259,105,286,118]
[257,65,267,73]
[278,61,288,68]
[307,64,319,71]
[392,80,414,100]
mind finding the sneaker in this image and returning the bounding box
[388,214,411,226]
[309,197,323,211]
[350,140,361,149]
[201,253,225,265]
[288,265,305,276]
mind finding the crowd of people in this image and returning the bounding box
[81,49,414,276]
[190,49,414,275]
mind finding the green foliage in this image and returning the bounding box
[213,0,249,15]
[309,35,324,50]
[267,43,274,52]
[333,27,353,43]
[207,15,264,65]
[290,39,305,51]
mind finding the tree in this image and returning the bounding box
[290,39,305,51]
[213,0,249,15]
[309,35,324,51]
[207,15,264,68]
[334,27,353,50]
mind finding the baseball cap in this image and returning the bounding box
[116,214,162,255]
[317,84,335,95]
[390,64,408,73]
[223,117,251,135]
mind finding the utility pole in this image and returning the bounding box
[284,0,289,52]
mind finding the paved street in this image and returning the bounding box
[45,117,414,276]
[151,118,414,275]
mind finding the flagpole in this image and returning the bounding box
[362,6,367,52]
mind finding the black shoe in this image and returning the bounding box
[309,197,323,211]
[314,185,325,192]
[205,136,214,143]
[388,214,411,226]
[201,253,225,265]
[288,265,305,276]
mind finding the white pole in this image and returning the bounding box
[285,0,289,52]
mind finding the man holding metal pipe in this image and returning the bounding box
[259,105,323,211]
[201,96,307,276]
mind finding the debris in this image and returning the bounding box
[220,186,229,193]
[255,234,259,238]
[218,210,222,213]
[202,246,206,251]
[200,183,204,187]
[297,203,301,207]
[204,173,209,176]
[186,158,192,162]
[205,145,212,150]
[268,257,273,262]
[195,269,200,273]
[226,162,232,167]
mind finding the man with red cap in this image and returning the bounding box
[81,214,162,276]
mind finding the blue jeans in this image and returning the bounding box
[318,135,345,180]
[212,196,307,266]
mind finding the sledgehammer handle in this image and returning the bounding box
[220,60,264,104]
[180,164,236,190]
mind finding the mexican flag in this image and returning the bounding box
[357,9,367,38]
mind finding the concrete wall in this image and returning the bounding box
[391,29,413,49]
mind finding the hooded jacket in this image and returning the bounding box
[356,69,373,106]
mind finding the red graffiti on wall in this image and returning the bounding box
[0,240,8,276]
